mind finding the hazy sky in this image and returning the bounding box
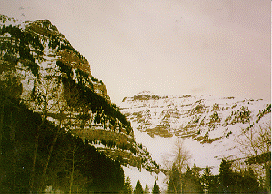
[1,0,271,104]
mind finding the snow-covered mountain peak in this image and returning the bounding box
[120,93,270,179]
[121,94,269,139]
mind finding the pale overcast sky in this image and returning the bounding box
[1,0,271,104]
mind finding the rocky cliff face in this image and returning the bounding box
[121,91,270,141]
[120,91,270,178]
[0,15,158,173]
[0,15,107,97]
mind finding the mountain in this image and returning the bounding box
[120,91,271,189]
[0,15,160,192]
[1,14,270,192]
[121,91,270,140]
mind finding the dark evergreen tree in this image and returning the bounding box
[218,159,262,193]
[201,166,220,193]
[134,180,144,194]
[183,166,203,194]
[201,166,211,193]
[236,168,259,193]
[219,159,233,192]
[167,163,182,193]
[247,152,271,193]
[152,181,160,194]
[144,184,149,194]
[121,177,133,194]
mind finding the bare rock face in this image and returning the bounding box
[25,19,61,36]
[121,92,270,142]
[26,19,109,98]
[57,49,91,75]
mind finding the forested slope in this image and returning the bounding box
[0,93,124,193]
[0,14,157,193]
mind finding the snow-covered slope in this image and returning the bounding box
[120,91,271,189]
[0,15,160,183]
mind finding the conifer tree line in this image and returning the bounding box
[125,157,269,194]
[166,161,267,193]
[120,178,161,194]
[164,139,271,194]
